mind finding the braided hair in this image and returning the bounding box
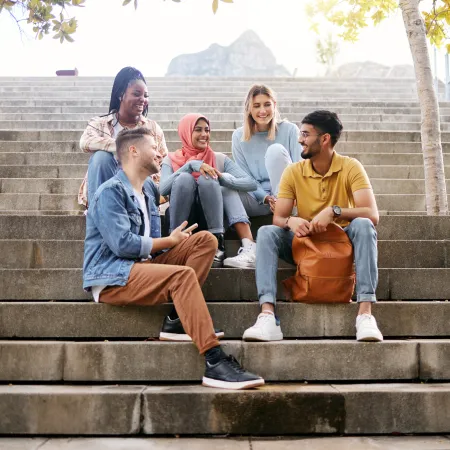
[108,66,148,117]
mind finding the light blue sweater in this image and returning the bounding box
[232,121,302,204]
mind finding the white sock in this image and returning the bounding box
[242,238,256,250]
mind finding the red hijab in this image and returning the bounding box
[168,113,216,180]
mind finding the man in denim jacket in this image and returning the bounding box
[83,127,264,390]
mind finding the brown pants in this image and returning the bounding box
[100,231,220,354]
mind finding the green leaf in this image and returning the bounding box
[122,0,132,5]
[212,0,218,14]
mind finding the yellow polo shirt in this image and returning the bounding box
[278,152,372,227]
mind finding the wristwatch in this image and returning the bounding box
[332,205,342,218]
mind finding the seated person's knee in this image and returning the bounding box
[90,150,115,168]
[173,172,196,187]
[265,143,288,162]
[197,174,220,188]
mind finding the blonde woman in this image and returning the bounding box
[223,84,302,269]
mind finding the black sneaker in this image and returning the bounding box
[159,316,224,341]
[202,355,265,390]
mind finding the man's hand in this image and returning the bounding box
[264,195,277,212]
[169,221,196,247]
[200,163,220,179]
[288,216,311,238]
[310,207,334,234]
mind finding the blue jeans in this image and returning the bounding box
[87,151,118,207]
[256,218,378,306]
[169,172,224,234]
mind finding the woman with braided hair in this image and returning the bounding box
[78,66,168,207]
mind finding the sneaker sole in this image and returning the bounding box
[242,333,283,342]
[357,332,383,342]
[202,376,265,390]
[160,331,224,341]
[223,261,255,269]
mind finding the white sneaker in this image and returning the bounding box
[356,314,383,342]
[243,312,283,341]
[223,246,256,269]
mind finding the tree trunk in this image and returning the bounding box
[399,0,448,215]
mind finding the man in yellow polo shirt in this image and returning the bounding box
[243,110,383,343]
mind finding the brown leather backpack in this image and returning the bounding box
[283,223,355,303]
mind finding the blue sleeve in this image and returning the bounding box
[91,186,152,259]
[219,157,258,191]
[231,131,267,204]
[289,123,302,163]
[159,159,203,196]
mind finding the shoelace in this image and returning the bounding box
[224,355,245,373]
[254,313,274,328]
[234,247,255,260]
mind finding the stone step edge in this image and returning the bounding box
[0,383,449,435]
[0,339,449,383]
[0,301,448,339]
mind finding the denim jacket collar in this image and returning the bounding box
[116,169,154,200]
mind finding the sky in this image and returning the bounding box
[0,0,445,78]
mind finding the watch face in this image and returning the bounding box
[333,206,341,216]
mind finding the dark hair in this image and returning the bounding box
[301,110,343,147]
[116,127,154,161]
[108,66,148,117]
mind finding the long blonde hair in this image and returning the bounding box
[243,84,281,141]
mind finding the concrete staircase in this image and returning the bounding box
[0,76,449,436]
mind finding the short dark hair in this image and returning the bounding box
[301,110,343,147]
[115,127,154,161]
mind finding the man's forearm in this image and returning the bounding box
[339,207,379,225]
[273,214,291,229]
[151,236,175,254]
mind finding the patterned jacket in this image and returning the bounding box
[78,113,168,206]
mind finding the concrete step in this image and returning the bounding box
[5,112,449,122]
[2,106,445,115]
[0,99,433,108]
[0,129,446,142]
[0,192,446,212]
[1,140,450,155]
[1,339,448,382]
[3,120,450,132]
[0,267,448,300]
[0,165,87,178]
[1,239,447,269]
[0,178,82,194]
[2,176,445,196]
[1,301,448,339]
[0,94,419,102]
[0,383,449,435]
[0,215,446,241]
[1,151,449,168]
[0,152,89,165]
[0,164,440,180]
[4,437,450,449]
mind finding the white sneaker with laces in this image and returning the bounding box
[243,312,283,341]
[356,314,383,342]
[223,246,256,269]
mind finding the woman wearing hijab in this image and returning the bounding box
[160,114,257,268]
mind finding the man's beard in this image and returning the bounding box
[301,149,313,160]
[144,160,159,175]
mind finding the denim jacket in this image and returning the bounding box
[83,169,161,290]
